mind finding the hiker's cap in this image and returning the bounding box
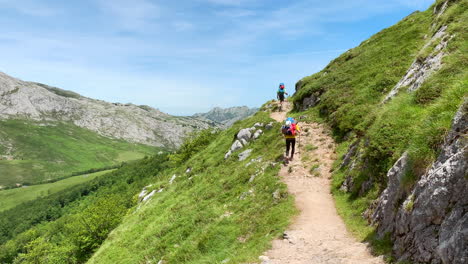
[286,121,292,126]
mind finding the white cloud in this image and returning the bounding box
[97,0,160,31]
[0,0,61,17]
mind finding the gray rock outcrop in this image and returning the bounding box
[225,124,266,159]
[383,25,452,102]
[302,94,321,110]
[237,128,252,142]
[372,100,468,264]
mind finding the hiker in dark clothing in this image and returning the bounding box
[277,83,288,105]
[282,119,300,161]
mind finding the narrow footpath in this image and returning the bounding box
[262,101,384,264]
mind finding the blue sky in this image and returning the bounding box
[0,0,434,115]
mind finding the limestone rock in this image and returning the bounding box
[230,140,243,152]
[253,129,263,140]
[169,174,177,185]
[372,100,468,263]
[302,94,321,110]
[238,149,253,161]
[237,128,252,142]
[224,150,232,159]
[383,25,451,102]
[0,72,213,148]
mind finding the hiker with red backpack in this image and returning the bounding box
[277,83,288,105]
[282,117,300,161]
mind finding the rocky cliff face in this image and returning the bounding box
[193,106,258,128]
[372,100,467,264]
[0,72,213,148]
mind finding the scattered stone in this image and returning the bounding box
[185,167,192,174]
[238,149,253,161]
[221,259,230,264]
[253,129,263,139]
[254,122,264,128]
[142,190,156,202]
[225,150,232,159]
[265,122,273,130]
[259,255,270,263]
[272,189,281,200]
[230,140,243,151]
[239,189,254,200]
[245,157,263,167]
[169,174,177,184]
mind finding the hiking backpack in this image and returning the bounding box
[281,118,297,136]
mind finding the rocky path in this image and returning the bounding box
[262,101,384,264]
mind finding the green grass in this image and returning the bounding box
[0,170,114,212]
[0,119,158,187]
[88,111,296,264]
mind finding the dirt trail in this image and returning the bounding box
[262,102,383,264]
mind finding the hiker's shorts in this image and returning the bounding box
[278,93,285,102]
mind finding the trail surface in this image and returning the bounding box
[262,102,384,264]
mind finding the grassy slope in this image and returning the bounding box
[292,0,467,257]
[0,119,158,187]
[0,169,115,212]
[88,111,296,264]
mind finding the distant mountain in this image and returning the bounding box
[193,106,258,128]
[0,71,214,186]
[0,72,213,148]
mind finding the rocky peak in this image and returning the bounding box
[0,71,212,148]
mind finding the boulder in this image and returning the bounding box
[237,128,252,142]
[265,122,274,130]
[230,140,243,151]
[224,150,232,159]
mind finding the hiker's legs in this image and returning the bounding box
[290,139,296,159]
[279,94,284,105]
[286,138,295,158]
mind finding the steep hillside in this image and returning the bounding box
[0,109,295,263]
[292,0,467,263]
[193,106,258,128]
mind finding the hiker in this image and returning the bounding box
[282,117,300,160]
[277,83,288,105]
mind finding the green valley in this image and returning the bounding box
[0,119,158,188]
[0,169,114,212]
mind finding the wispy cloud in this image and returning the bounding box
[0,0,61,16]
[97,0,160,31]
[0,0,436,114]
